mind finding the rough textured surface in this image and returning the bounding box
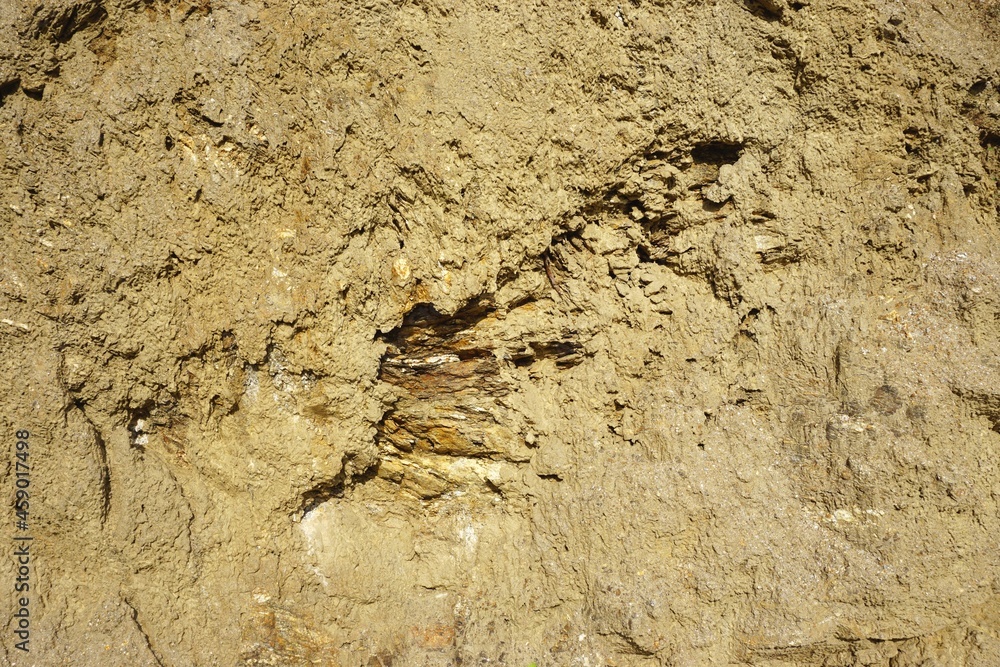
[2,0,1000,664]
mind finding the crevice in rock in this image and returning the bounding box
[94,426,111,525]
[72,400,112,527]
[691,141,744,165]
[299,475,344,518]
[373,297,583,498]
[742,0,783,22]
[0,78,20,106]
[28,0,108,43]
[298,453,386,515]
[953,387,1000,434]
[123,597,166,667]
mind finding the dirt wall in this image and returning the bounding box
[2,0,1000,665]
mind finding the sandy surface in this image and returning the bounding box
[2,0,1000,664]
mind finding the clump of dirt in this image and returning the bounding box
[2,0,1000,664]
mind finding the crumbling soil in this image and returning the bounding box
[2,0,1000,664]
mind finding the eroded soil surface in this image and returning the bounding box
[2,0,1000,664]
